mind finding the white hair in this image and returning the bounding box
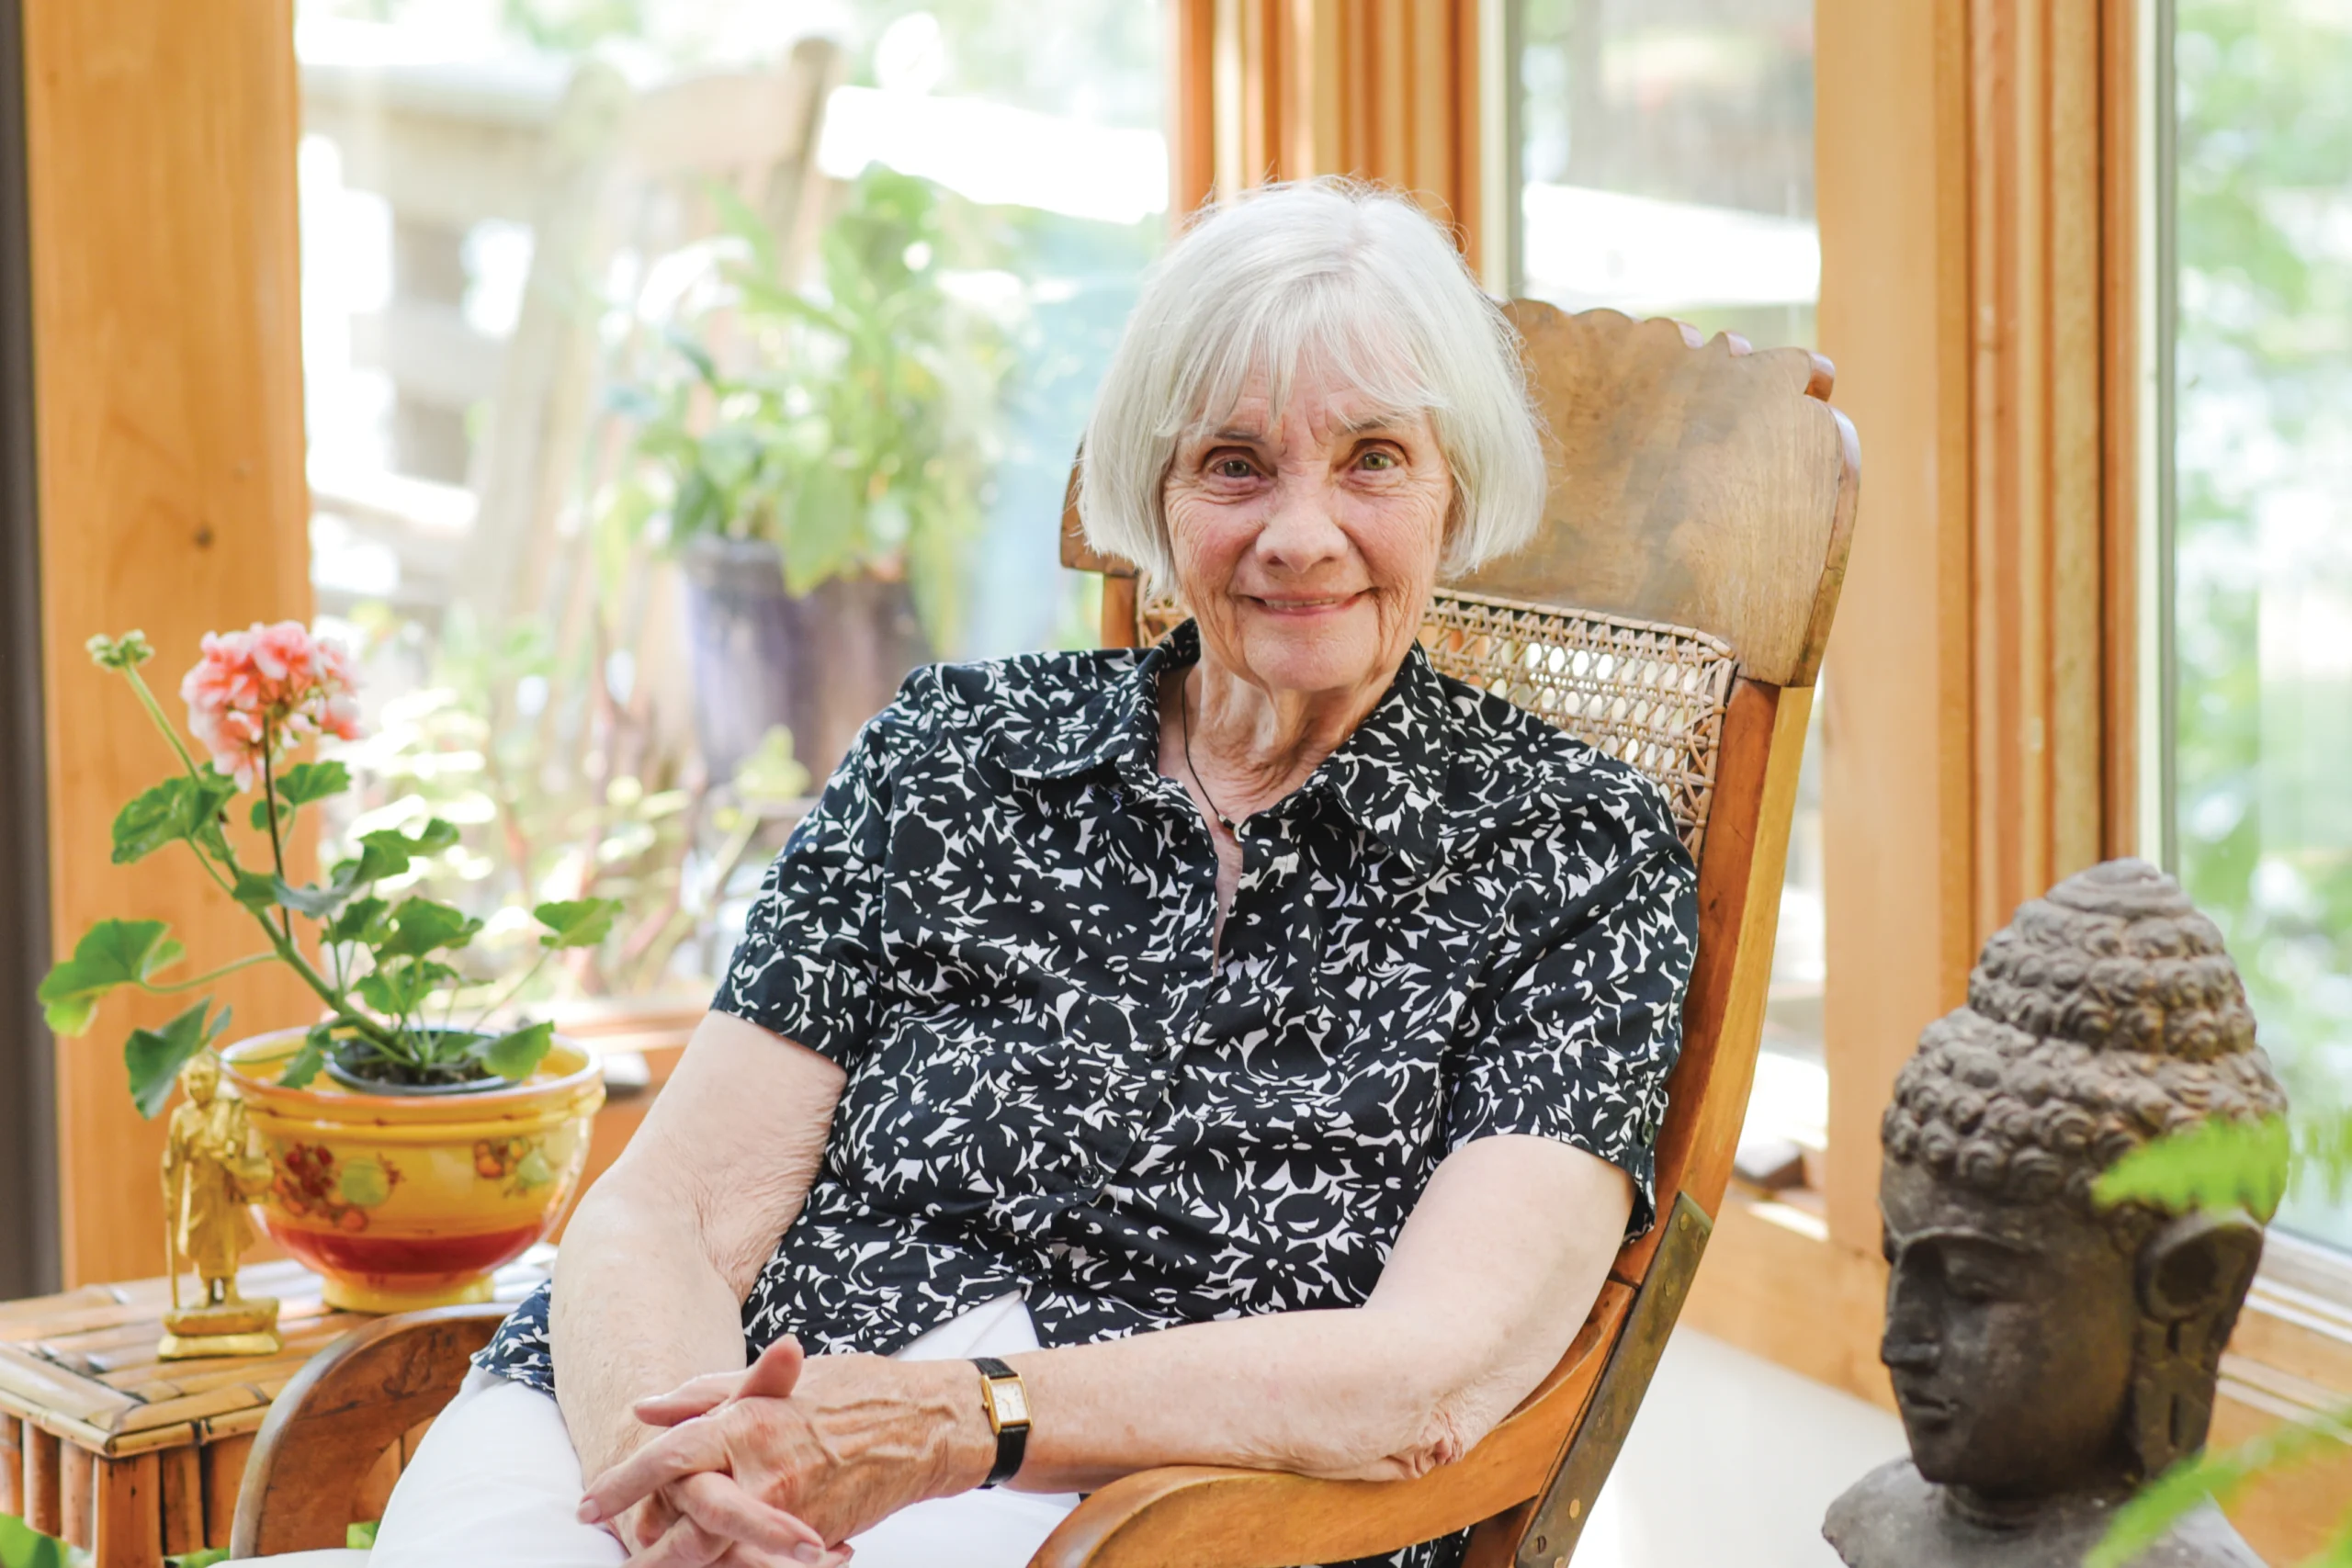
[1079,178,1547,591]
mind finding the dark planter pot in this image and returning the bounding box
[322,1031,516,1097]
[679,536,929,786]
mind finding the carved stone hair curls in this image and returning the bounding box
[1881,860,2288,1241]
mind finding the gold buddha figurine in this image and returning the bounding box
[158,1051,281,1360]
[1825,860,2285,1568]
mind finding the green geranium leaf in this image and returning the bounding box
[272,874,355,919]
[477,1020,553,1080]
[166,1549,232,1568]
[277,760,351,807]
[325,895,390,946]
[356,960,458,1018]
[38,919,184,1036]
[231,869,280,909]
[111,773,236,865]
[124,1001,227,1119]
[377,897,483,960]
[277,1023,334,1090]
[533,897,623,950]
[344,818,461,886]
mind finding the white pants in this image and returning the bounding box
[262,1294,1079,1568]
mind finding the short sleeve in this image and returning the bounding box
[711,676,929,1068]
[1444,766,1699,1239]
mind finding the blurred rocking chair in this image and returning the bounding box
[231,304,1860,1568]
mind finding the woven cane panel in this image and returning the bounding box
[1133,589,1736,858]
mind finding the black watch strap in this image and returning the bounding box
[973,1356,1030,1488]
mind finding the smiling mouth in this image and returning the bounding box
[1246,591,1366,614]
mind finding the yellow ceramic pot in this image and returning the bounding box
[220,1030,604,1314]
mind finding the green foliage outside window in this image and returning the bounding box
[2170,0,2352,1246]
[601,167,1007,649]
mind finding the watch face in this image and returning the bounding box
[987,1378,1031,1427]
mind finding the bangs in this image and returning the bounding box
[1163,269,1450,445]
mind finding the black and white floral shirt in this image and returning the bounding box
[479,622,1696,1568]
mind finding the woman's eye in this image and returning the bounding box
[1212,457,1255,479]
[1359,449,1398,471]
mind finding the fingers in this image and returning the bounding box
[636,1338,803,1428]
[635,1371,748,1427]
[628,1475,831,1568]
[626,1510,732,1568]
[580,1419,743,1527]
[669,1472,828,1561]
[735,1334,807,1402]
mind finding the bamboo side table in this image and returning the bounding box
[0,1255,547,1566]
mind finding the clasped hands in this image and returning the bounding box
[578,1337,999,1566]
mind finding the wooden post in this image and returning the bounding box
[58,1444,91,1549]
[158,1445,204,1556]
[201,1432,254,1549]
[20,0,320,1285]
[23,1426,59,1537]
[1815,0,2143,1258]
[93,1453,164,1568]
[1814,0,1981,1257]
[0,1414,19,1517]
[1200,0,1485,267]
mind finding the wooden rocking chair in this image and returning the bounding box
[231,304,1860,1568]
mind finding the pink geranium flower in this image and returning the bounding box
[179,621,362,789]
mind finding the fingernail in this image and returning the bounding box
[794,1548,822,1564]
[575,1499,603,1525]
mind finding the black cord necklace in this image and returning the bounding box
[1178,676,1240,836]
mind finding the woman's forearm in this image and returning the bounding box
[551,1172,759,1482]
[1000,1135,1630,1494]
[548,1013,847,1482]
[997,1298,1522,1493]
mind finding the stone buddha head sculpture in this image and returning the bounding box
[1826,860,2287,1568]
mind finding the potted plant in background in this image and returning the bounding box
[42,626,621,1314]
[603,166,1005,783]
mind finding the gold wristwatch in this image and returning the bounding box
[973,1356,1030,1488]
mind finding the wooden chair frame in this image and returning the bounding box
[232,305,1859,1568]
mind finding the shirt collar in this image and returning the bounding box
[999,620,1452,869]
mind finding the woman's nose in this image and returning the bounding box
[1254,477,1348,569]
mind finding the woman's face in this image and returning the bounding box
[1162,360,1450,701]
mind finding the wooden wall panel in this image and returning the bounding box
[24,0,319,1285]
[1816,0,2140,1254]
[1815,0,1980,1254]
[1966,0,2139,937]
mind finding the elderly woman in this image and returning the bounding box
[357,179,1695,1568]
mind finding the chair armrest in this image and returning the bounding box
[230,1303,509,1559]
[1026,1282,1632,1568]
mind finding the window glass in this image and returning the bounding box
[2167,0,2352,1247]
[1516,0,1826,1167]
[296,0,1161,1009]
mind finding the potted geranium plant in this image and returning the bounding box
[40,625,620,1313]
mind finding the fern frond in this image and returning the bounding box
[2094,1114,2291,1216]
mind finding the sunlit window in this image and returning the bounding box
[1516,0,1826,1176]
[294,0,1163,1007]
[2165,0,2352,1249]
